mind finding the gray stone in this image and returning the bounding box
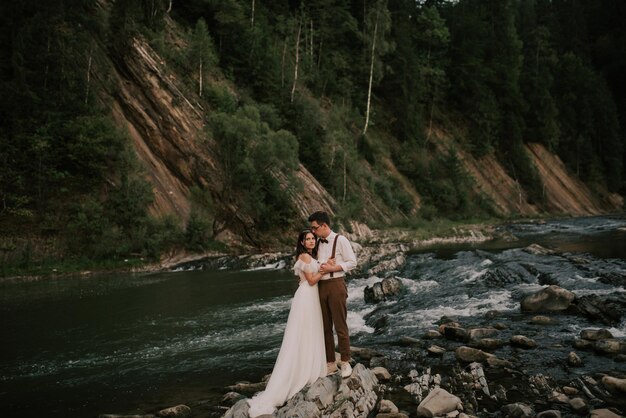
[510,335,537,349]
[222,399,249,418]
[378,399,399,414]
[536,410,561,418]
[221,392,244,406]
[351,346,381,360]
[416,388,462,417]
[520,285,576,312]
[594,338,626,354]
[569,397,588,414]
[157,405,191,418]
[468,328,498,340]
[500,402,534,418]
[493,322,508,330]
[305,375,339,409]
[276,399,320,418]
[567,351,583,366]
[590,409,623,418]
[372,367,392,381]
[581,328,614,340]
[524,244,554,255]
[376,414,409,418]
[226,381,266,394]
[455,346,493,362]
[370,356,387,368]
[601,375,626,393]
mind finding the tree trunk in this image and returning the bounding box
[342,154,347,203]
[310,19,314,70]
[291,20,302,103]
[199,58,203,97]
[363,9,380,135]
[281,38,288,88]
[251,0,255,27]
[84,48,93,105]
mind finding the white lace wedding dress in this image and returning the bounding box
[247,258,327,417]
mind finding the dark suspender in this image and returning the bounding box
[330,235,339,278]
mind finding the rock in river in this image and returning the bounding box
[520,285,575,312]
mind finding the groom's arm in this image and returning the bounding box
[336,236,357,273]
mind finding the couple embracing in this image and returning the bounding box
[247,211,358,417]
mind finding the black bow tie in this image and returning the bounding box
[319,238,328,244]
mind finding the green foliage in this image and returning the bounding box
[209,104,300,229]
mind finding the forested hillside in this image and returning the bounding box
[1,0,625,270]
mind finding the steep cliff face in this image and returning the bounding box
[97,25,620,247]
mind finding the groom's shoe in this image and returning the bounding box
[340,361,352,378]
[326,362,338,376]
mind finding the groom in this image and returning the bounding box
[308,211,357,378]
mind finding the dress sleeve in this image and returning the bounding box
[301,260,319,274]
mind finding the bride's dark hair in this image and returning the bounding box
[295,229,318,260]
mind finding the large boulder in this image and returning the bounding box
[416,388,462,417]
[520,285,575,312]
[364,277,404,303]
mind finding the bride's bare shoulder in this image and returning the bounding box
[298,253,312,264]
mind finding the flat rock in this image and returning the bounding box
[157,405,191,418]
[520,285,575,312]
[601,375,626,393]
[531,315,556,325]
[590,409,623,418]
[594,338,626,354]
[427,345,446,356]
[573,338,594,350]
[371,367,392,381]
[378,399,399,414]
[416,388,462,417]
[500,402,534,418]
[536,410,561,418]
[468,328,498,340]
[574,293,626,325]
[510,335,537,348]
[423,330,442,339]
[455,346,493,362]
[469,338,505,350]
[569,397,587,414]
[486,356,513,368]
[581,328,614,340]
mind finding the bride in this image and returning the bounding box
[247,229,328,417]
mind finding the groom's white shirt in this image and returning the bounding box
[317,231,357,280]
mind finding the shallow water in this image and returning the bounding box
[1,215,625,417]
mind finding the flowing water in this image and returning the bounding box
[1,216,626,417]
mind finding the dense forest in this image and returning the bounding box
[1,0,625,271]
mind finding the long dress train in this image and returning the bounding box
[247,259,326,417]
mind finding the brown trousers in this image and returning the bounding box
[318,277,350,362]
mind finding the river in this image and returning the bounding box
[1,215,625,417]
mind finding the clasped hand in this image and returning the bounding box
[319,257,337,274]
